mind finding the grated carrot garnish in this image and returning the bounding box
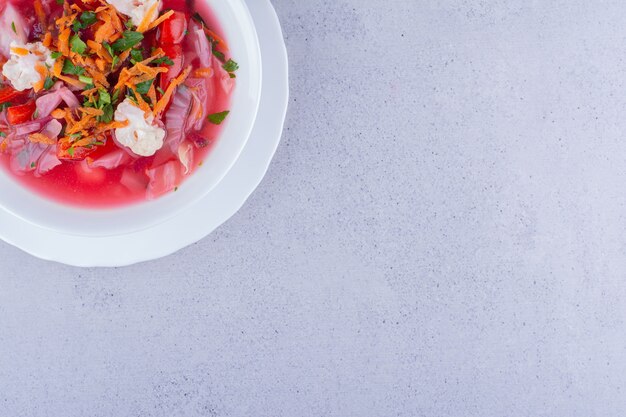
[58,28,71,56]
[34,0,47,28]
[147,82,157,105]
[136,2,160,33]
[29,133,56,145]
[10,47,29,56]
[51,109,66,119]
[193,67,213,78]
[204,28,229,51]
[146,10,174,32]
[42,32,52,48]
[33,64,48,92]
[154,66,192,116]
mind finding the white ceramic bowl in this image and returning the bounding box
[0,0,262,237]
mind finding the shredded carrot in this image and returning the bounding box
[137,2,160,33]
[193,67,213,78]
[147,82,157,105]
[79,107,105,117]
[42,32,52,48]
[154,66,192,116]
[58,28,71,56]
[29,133,57,145]
[34,0,47,28]
[10,47,29,56]
[204,28,229,51]
[51,109,66,119]
[33,64,49,92]
[146,10,174,32]
[95,120,128,133]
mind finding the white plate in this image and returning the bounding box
[0,0,263,237]
[0,0,289,267]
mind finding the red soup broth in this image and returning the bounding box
[0,0,234,207]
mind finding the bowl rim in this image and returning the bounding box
[0,0,263,237]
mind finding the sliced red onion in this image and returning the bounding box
[35,145,61,177]
[89,149,132,170]
[13,117,50,136]
[146,161,181,200]
[41,119,62,139]
[177,141,194,175]
[192,26,212,68]
[163,86,192,153]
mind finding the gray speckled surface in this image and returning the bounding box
[1,0,626,415]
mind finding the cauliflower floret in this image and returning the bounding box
[2,42,55,91]
[114,98,166,157]
[106,0,161,27]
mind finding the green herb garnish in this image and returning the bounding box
[135,79,153,95]
[112,31,144,52]
[44,77,55,90]
[11,22,16,34]
[78,75,93,85]
[50,51,62,59]
[130,49,144,64]
[98,104,114,123]
[62,59,84,75]
[207,110,230,125]
[70,34,87,55]
[152,56,174,66]
[212,49,225,62]
[80,11,97,27]
[223,59,238,73]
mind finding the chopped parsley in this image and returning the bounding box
[223,59,239,73]
[152,56,174,66]
[0,102,12,112]
[130,49,144,64]
[11,22,16,34]
[62,60,85,75]
[50,51,62,59]
[99,104,114,123]
[78,75,93,85]
[44,77,55,90]
[135,79,153,95]
[212,49,225,62]
[30,162,36,168]
[80,11,97,27]
[0,132,6,138]
[112,31,144,52]
[207,111,230,125]
[70,34,87,55]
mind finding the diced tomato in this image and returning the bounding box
[158,11,188,45]
[6,101,36,124]
[0,86,29,105]
[159,44,184,92]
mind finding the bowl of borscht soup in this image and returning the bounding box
[0,0,261,235]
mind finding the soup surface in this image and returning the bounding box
[0,0,236,207]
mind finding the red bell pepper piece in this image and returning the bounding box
[0,86,29,105]
[6,101,36,125]
[158,11,188,45]
[159,44,184,92]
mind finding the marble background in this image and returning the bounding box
[1,0,626,415]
